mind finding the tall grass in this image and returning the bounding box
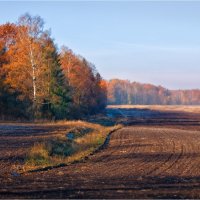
[24,121,122,171]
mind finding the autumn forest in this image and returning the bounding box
[0,14,107,120]
[1,14,200,120]
[107,79,200,105]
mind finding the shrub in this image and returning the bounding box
[49,138,76,157]
[26,143,50,166]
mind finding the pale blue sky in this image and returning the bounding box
[0,1,200,89]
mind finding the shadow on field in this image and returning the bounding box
[96,107,200,127]
[2,175,200,199]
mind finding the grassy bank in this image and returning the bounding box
[24,121,122,172]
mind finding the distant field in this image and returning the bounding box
[107,105,200,114]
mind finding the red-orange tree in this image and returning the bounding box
[60,47,107,117]
[0,23,24,118]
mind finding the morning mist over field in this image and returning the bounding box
[0,1,200,89]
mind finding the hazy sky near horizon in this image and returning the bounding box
[0,1,200,89]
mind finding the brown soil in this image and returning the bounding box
[1,108,200,199]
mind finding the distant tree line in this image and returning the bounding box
[0,14,107,120]
[107,79,200,105]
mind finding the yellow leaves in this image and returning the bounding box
[2,24,50,101]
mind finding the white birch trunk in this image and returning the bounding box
[29,44,36,102]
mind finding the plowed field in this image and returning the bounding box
[1,107,200,198]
